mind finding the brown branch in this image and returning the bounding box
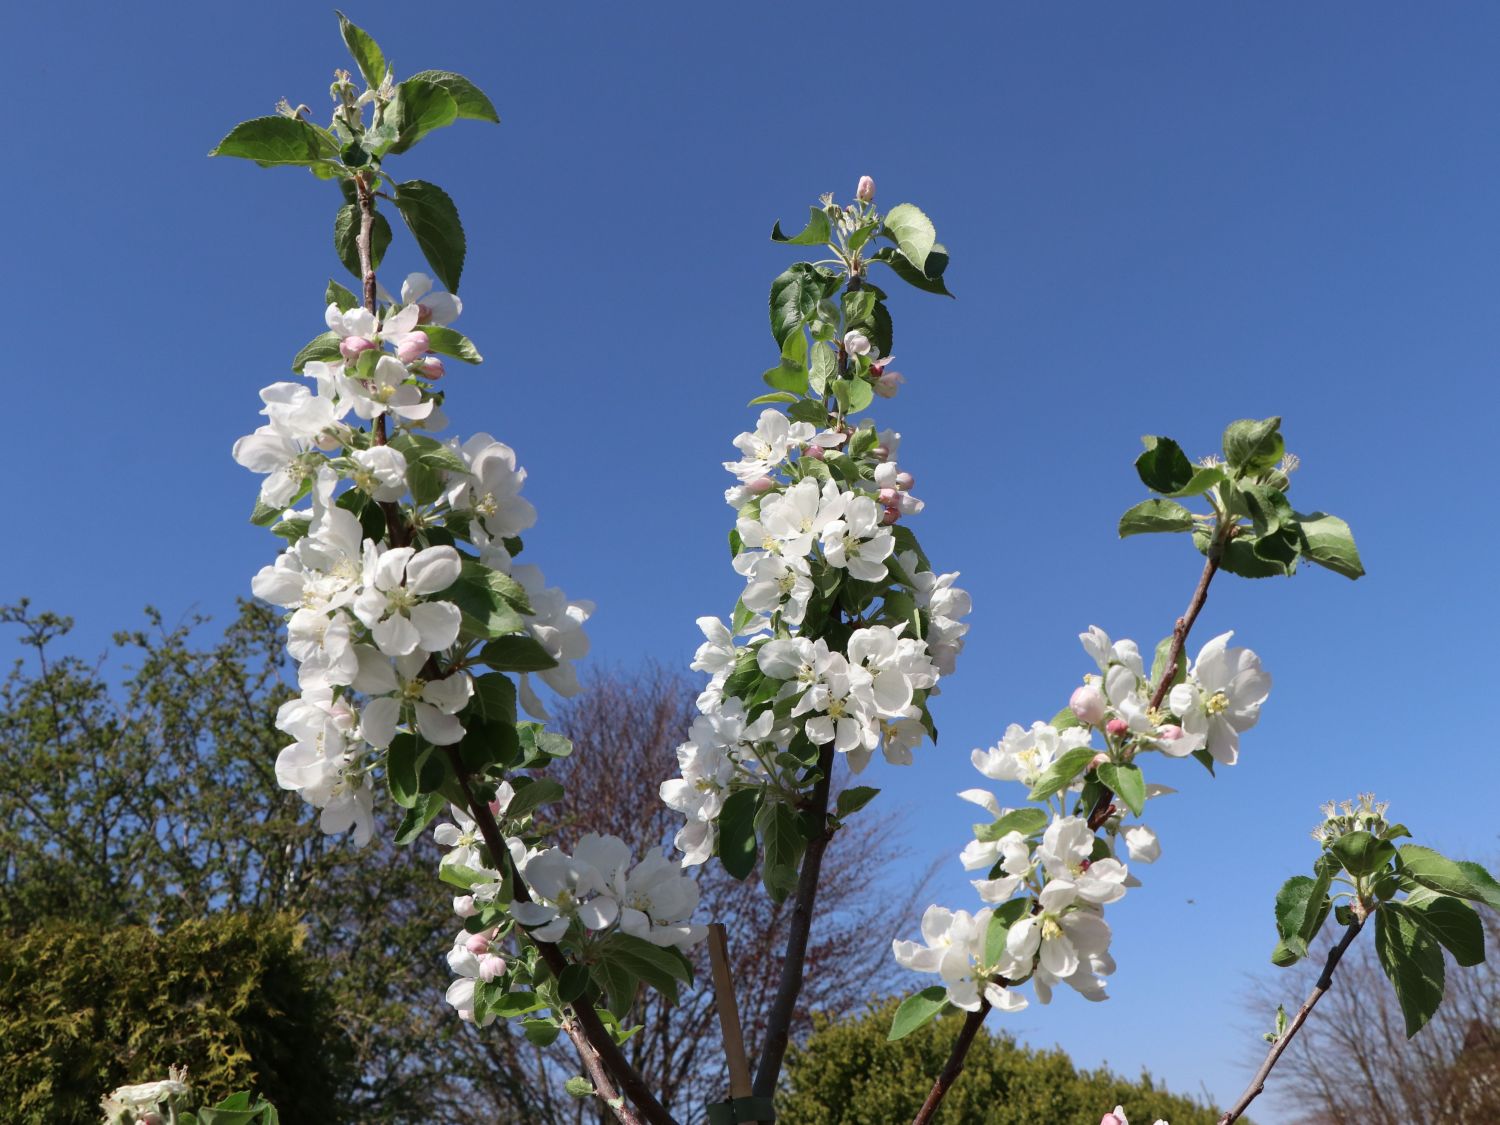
[1088,550,1221,830]
[1218,917,1366,1125]
[911,1001,990,1125]
[560,1013,644,1125]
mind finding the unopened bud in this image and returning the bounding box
[1105,718,1129,736]
[878,487,899,505]
[1158,724,1184,741]
[873,369,905,399]
[465,931,491,955]
[894,471,914,491]
[843,331,871,357]
[881,504,901,525]
[396,331,430,363]
[418,356,446,379]
[748,476,776,494]
[453,894,478,918]
[1088,752,1111,771]
[478,953,507,982]
[802,443,825,461]
[339,336,376,362]
[140,1115,165,1125]
[856,175,876,202]
[315,432,342,452]
[872,444,890,461]
[1070,685,1107,725]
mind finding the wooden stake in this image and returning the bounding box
[708,922,758,1123]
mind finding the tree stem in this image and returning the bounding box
[911,1002,989,1125]
[1217,918,1365,1124]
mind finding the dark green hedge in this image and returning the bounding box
[0,913,353,1124]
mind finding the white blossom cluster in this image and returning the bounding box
[894,627,1269,1014]
[434,800,708,1023]
[234,274,593,848]
[662,407,972,865]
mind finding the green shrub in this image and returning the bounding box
[0,912,353,1125]
[779,998,1232,1124]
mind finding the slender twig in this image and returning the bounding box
[350,179,672,1125]
[750,742,835,1098]
[1218,918,1366,1124]
[911,1001,989,1125]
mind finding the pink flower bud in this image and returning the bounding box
[881,504,901,525]
[1101,1115,1125,1125]
[339,336,375,362]
[895,471,914,491]
[873,369,905,399]
[465,932,491,955]
[878,487,899,505]
[1105,718,1129,736]
[1088,752,1111,771]
[418,356,446,379]
[1158,724,1184,741]
[1070,685,1107,725]
[872,444,890,461]
[748,476,776,494]
[478,953,507,982]
[453,894,478,918]
[396,331,430,363]
[843,330,871,357]
[802,443,825,461]
[856,175,876,202]
[140,1115,165,1125]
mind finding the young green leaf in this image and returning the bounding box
[771,206,832,246]
[292,331,343,373]
[1222,417,1284,476]
[405,69,501,123]
[887,985,949,1041]
[387,78,460,154]
[1375,905,1446,1037]
[835,786,880,818]
[210,117,339,167]
[395,180,466,292]
[1400,891,1485,967]
[974,807,1050,842]
[762,801,806,903]
[333,203,392,279]
[1118,499,1195,537]
[882,204,937,272]
[1296,511,1364,580]
[336,10,387,89]
[1329,831,1395,878]
[506,777,565,821]
[1134,436,1195,494]
[869,245,955,297]
[716,788,760,880]
[1095,762,1145,817]
[479,635,559,672]
[1397,845,1487,901]
[422,324,484,363]
[1027,745,1100,801]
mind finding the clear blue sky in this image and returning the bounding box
[8,3,1498,1119]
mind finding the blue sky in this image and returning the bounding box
[8,2,1498,1119]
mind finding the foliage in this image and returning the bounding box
[0,913,348,1124]
[780,999,1227,1124]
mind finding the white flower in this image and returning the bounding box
[971,722,1093,789]
[892,905,1027,1014]
[274,689,374,847]
[445,932,497,1026]
[1037,816,1128,905]
[350,445,408,501]
[616,848,708,950]
[354,647,473,747]
[1080,626,1145,677]
[352,543,462,657]
[401,271,463,325]
[1122,824,1161,864]
[1005,882,1114,984]
[1167,632,1271,766]
[821,495,895,582]
[690,617,737,676]
[447,434,537,540]
[344,354,434,423]
[507,562,594,720]
[434,804,487,871]
[724,409,815,482]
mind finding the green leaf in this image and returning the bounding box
[974,807,1050,842]
[291,331,343,373]
[336,10,387,89]
[1095,762,1145,817]
[870,245,954,297]
[450,570,528,639]
[1397,845,1489,901]
[457,716,522,773]
[506,776,565,821]
[1027,745,1100,801]
[394,792,446,845]
[771,206,832,246]
[1330,831,1395,878]
[564,1076,595,1099]
[768,264,839,345]
[325,278,358,311]
[421,324,483,363]
[1223,417,1284,476]
[1218,534,1297,579]
[1375,905,1446,1037]
[1296,511,1364,579]
[845,378,874,415]
[762,800,806,903]
[1455,861,1500,909]
[388,78,460,155]
[1239,485,1295,538]
[406,69,501,123]
[835,786,880,818]
[717,788,759,880]
[1118,499,1195,537]
[209,116,338,167]
[1270,936,1307,967]
[809,343,837,396]
[479,635,558,672]
[788,398,829,427]
[385,733,422,808]
[395,180,466,292]
[333,203,392,279]
[599,933,691,1003]
[882,203,936,272]
[468,672,518,725]
[1400,892,1485,967]
[523,1019,561,1047]
[983,898,1031,969]
[558,962,592,1003]
[1135,436,1195,494]
[888,985,950,1041]
[749,392,799,405]
[1274,876,1316,941]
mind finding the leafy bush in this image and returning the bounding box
[779,998,1231,1124]
[0,913,352,1125]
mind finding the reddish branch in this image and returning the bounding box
[1217,918,1366,1124]
[912,1001,989,1125]
[352,184,671,1125]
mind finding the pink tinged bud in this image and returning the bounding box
[844,331,871,356]
[315,432,342,452]
[872,444,890,461]
[416,303,434,324]
[1101,1115,1125,1125]
[396,331,430,364]
[747,476,776,494]
[418,356,446,380]
[1158,724,1184,741]
[802,443,825,461]
[856,174,876,202]
[1105,718,1130,736]
[881,504,901,525]
[1070,685,1107,725]
[339,336,375,362]
[453,895,479,918]
[140,1115,165,1125]
[478,953,507,982]
[465,932,491,955]
[878,487,899,505]
[1088,752,1111,772]
[873,369,905,399]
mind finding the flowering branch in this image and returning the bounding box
[1217,916,1365,1125]
[910,1000,989,1125]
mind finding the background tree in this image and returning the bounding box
[1250,900,1499,1123]
[778,999,1228,1124]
